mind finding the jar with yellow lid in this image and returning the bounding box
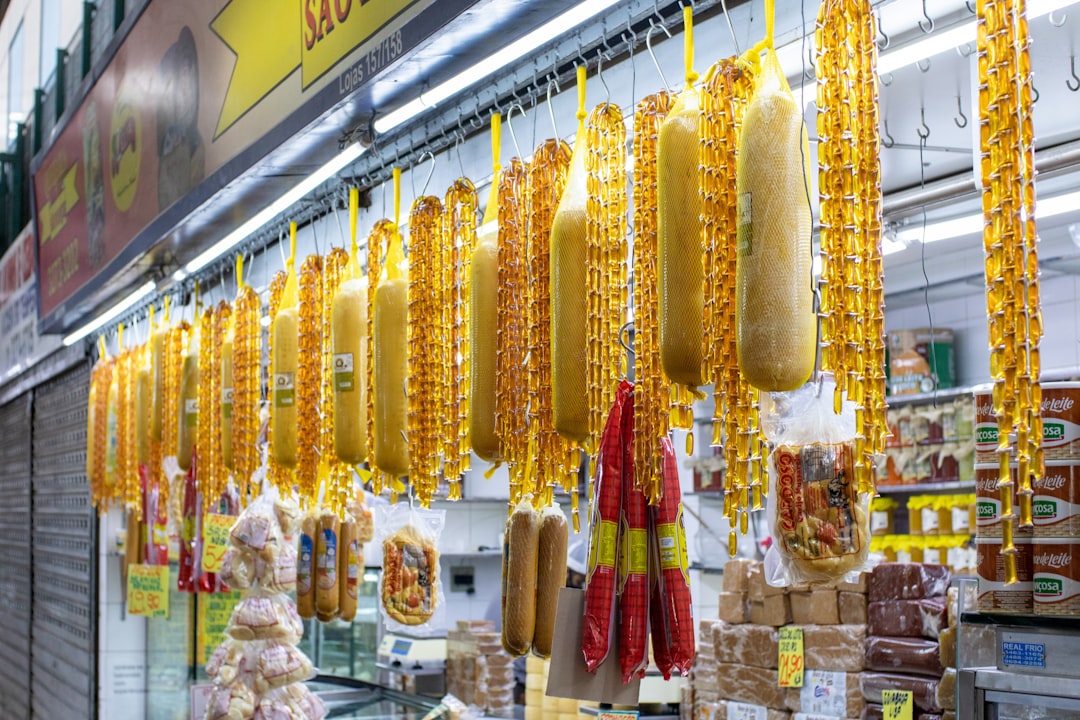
[895,535,924,564]
[871,497,898,536]
[936,496,954,536]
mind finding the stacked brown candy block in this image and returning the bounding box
[694,559,870,720]
[860,563,954,720]
[445,621,514,718]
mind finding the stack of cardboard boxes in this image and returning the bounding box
[445,621,515,718]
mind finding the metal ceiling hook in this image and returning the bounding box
[504,103,525,158]
[877,13,890,50]
[646,19,672,91]
[954,95,968,128]
[919,0,934,33]
[546,76,560,138]
[1049,10,1067,27]
[1069,56,1080,92]
[597,49,611,107]
[917,109,931,141]
[454,131,466,179]
[882,120,895,149]
[417,150,436,197]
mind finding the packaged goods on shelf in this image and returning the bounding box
[870,498,897,536]
[867,598,947,639]
[1040,383,1080,460]
[446,623,514,719]
[1033,538,1080,616]
[888,328,956,396]
[976,536,1033,613]
[1033,462,1080,537]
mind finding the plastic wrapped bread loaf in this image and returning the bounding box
[803,624,866,672]
[868,563,951,603]
[936,668,957,711]
[868,598,947,639]
[864,636,943,677]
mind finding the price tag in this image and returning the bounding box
[728,702,767,720]
[882,690,913,720]
[598,713,639,720]
[201,514,234,573]
[778,626,804,688]
[127,564,170,618]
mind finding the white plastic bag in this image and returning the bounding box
[761,377,871,585]
[376,501,446,634]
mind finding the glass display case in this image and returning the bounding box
[956,577,1080,720]
[144,565,383,719]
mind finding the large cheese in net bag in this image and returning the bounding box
[735,49,816,392]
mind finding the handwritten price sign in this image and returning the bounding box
[202,514,234,573]
[882,690,913,720]
[778,626,804,688]
[127,564,170,618]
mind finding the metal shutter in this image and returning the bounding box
[0,393,32,719]
[31,363,96,720]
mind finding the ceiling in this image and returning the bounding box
[39,0,1080,337]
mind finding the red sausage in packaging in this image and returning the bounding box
[616,382,649,683]
[650,436,694,678]
[582,385,628,672]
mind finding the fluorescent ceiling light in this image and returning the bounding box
[891,188,1080,250]
[185,142,365,274]
[373,0,622,135]
[63,280,156,346]
[878,0,1075,74]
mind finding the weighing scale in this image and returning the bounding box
[376,633,448,698]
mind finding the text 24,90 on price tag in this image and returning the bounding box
[882,690,913,720]
[778,626,804,688]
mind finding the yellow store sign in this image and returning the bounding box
[211,0,416,135]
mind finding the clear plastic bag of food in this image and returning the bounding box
[376,501,446,633]
[761,377,871,584]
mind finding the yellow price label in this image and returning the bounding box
[882,690,913,720]
[127,564,170,618]
[778,626,804,688]
[202,514,234,573]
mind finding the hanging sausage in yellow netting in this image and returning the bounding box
[444,176,478,492]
